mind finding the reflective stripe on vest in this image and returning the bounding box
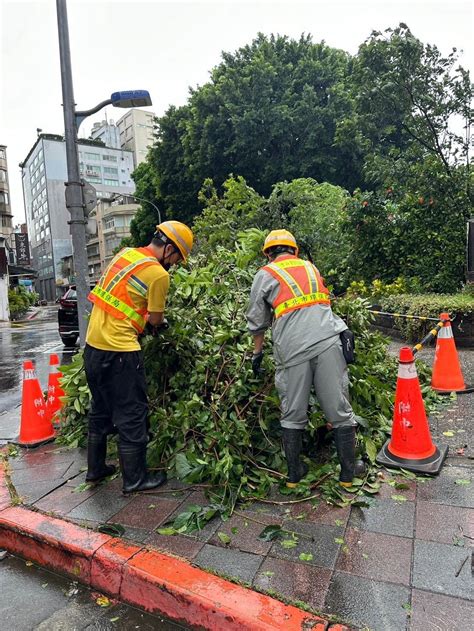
[104,250,156,293]
[90,285,146,329]
[89,247,160,331]
[274,291,331,317]
[263,256,330,319]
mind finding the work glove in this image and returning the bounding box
[251,351,264,377]
[144,318,169,337]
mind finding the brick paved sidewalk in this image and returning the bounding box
[5,347,474,631]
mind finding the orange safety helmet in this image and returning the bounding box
[155,221,194,262]
[262,229,299,256]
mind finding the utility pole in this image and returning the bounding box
[56,0,89,346]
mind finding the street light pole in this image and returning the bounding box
[129,195,162,225]
[56,0,89,346]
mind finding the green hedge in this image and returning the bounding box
[379,293,474,341]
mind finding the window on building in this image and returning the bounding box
[0,170,6,182]
[104,217,115,229]
[0,149,5,159]
[85,164,101,174]
[104,167,118,175]
[38,149,43,160]
[86,176,102,184]
[104,178,119,186]
[40,175,46,186]
[0,192,8,205]
[84,152,100,160]
[1,215,12,228]
[102,154,117,162]
[39,162,44,172]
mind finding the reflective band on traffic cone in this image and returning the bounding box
[431,313,473,394]
[376,347,448,475]
[45,354,65,426]
[17,360,55,447]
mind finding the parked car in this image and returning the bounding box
[58,285,95,347]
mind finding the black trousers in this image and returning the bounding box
[84,344,149,447]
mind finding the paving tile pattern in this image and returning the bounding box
[7,348,474,631]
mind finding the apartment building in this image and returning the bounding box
[20,134,135,300]
[116,109,155,167]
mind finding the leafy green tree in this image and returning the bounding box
[137,34,360,223]
[128,161,162,246]
[265,179,351,288]
[347,24,472,188]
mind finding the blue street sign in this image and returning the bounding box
[110,90,152,108]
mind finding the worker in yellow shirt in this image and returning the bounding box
[84,221,193,494]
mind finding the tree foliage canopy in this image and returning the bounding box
[127,25,472,291]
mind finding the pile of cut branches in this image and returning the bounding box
[57,229,438,530]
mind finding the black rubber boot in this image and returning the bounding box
[119,444,167,494]
[334,425,366,487]
[282,428,309,488]
[85,433,116,483]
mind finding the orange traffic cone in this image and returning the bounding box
[431,313,473,394]
[45,354,65,426]
[376,347,448,474]
[17,360,55,447]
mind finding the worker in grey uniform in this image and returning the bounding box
[246,229,364,488]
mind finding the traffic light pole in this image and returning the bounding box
[56,0,90,346]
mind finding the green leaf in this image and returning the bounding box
[230,527,239,535]
[365,437,377,463]
[156,527,177,536]
[175,453,194,479]
[394,482,410,490]
[299,552,313,561]
[334,519,344,526]
[391,494,407,502]
[262,571,274,577]
[217,532,231,545]
[442,431,454,437]
[73,482,93,493]
[259,525,284,542]
[454,479,471,486]
[280,539,298,549]
[334,537,345,545]
[97,523,125,537]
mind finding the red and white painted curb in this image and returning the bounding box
[0,457,348,630]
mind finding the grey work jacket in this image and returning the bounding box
[246,263,347,369]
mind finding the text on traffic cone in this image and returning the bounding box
[45,353,65,424]
[376,347,447,474]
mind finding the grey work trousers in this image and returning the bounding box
[275,340,356,430]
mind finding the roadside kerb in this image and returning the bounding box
[0,456,342,630]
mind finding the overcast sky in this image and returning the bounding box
[1,0,472,224]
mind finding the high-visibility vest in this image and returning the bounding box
[262,255,330,319]
[88,247,162,333]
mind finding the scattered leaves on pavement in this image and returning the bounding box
[299,552,314,562]
[217,532,231,545]
[96,595,111,607]
[391,494,407,502]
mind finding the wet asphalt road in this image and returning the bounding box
[0,554,188,630]
[0,306,77,414]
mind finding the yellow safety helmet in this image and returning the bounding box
[262,229,299,256]
[155,221,194,262]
